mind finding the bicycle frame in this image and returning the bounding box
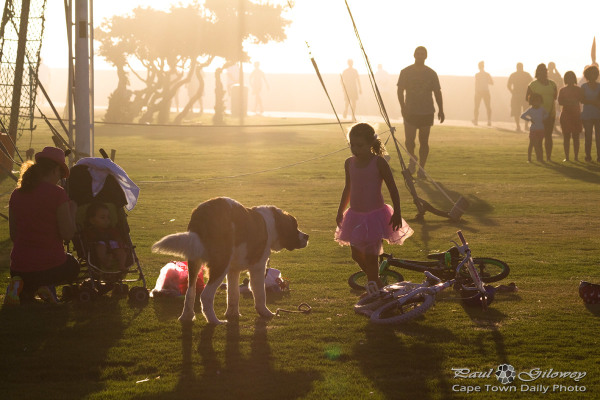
[372,231,488,309]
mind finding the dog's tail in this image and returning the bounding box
[151,232,205,260]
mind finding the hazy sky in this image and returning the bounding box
[36,0,597,77]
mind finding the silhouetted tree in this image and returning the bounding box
[95,1,289,124]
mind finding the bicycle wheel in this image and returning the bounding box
[370,293,436,324]
[460,258,510,283]
[348,269,404,291]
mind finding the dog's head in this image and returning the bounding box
[269,207,309,251]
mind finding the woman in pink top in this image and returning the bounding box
[335,123,413,288]
[6,147,79,304]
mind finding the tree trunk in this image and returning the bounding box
[213,68,225,124]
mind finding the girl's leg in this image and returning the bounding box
[563,131,571,161]
[351,246,383,288]
[583,120,593,161]
[572,132,580,160]
[535,137,544,162]
[528,138,533,162]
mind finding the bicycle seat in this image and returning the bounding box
[426,247,460,266]
[426,252,446,261]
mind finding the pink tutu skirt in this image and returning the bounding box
[335,204,414,255]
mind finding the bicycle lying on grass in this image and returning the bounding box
[354,231,496,325]
[348,236,509,291]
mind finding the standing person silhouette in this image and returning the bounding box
[507,63,533,132]
[557,71,583,161]
[249,62,269,115]
[341,59,362,120]
[526,64,557,161]
[580,65,600,162]
[548,62,563,133]
[397,46,445,179]
[473,61,494,126]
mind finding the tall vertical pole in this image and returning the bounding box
[74,0,91,157]
[89,0,94,154]
[238,0,245,125]
[8,0,31,144]
[64,0,74,150]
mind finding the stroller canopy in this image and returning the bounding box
[68,158,140,211]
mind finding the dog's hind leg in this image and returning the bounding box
[179,259,202,322]
[249,263,274,319]
[225,270,241,320]
[201,271,227,324]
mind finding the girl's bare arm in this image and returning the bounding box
[336,159,351,226]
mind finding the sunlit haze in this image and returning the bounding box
[37,0,597,77]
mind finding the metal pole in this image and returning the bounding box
[65,0,74,151]
[238,0,245,125]
[8,0,31,144]
[74,0,91,157]
[89,0,94,154]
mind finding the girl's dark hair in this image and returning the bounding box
[583,65,599,82]
[529,92,542,105]
[563,71,577,85]
[348,122,387,156]
[18,157,60,192]
[535,63,547,80]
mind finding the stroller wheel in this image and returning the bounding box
[61,285,78,302]
[128,287,149,305]
[78,286,97,303]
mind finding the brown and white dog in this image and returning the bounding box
[152,197,308,324]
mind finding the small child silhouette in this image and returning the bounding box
[335,123,414,289]
[521,93,548,162]
[84,202,127,272]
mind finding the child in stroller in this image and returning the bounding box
[84,202,128,274]
[62,153,148,304]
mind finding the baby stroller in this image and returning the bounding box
[62,150,149,305]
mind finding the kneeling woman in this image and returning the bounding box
[6,147,79,304]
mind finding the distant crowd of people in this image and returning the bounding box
[518,62,600,162]
[341,51,600,170]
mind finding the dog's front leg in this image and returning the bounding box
[179,259,200,322]
[224,270,241,320]
[249,264,274,319]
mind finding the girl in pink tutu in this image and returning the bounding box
[335,123,414,288]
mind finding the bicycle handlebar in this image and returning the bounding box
[457,230,466,246]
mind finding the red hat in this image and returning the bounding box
[35,147,69,178]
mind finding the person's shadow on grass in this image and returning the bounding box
[460,298,512,364]
[0,296,127,399]
[353,323,457,399]
[544,162,600,185]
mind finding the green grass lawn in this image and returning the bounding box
[1,115,599,399]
